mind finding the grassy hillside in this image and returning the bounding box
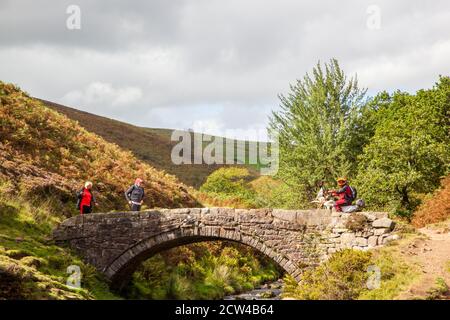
[0,81,202,299]
[1,83,199,215]
[41,99,261,188]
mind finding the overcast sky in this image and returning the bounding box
[1,0,449,140]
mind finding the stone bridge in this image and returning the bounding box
[53,208,397,290]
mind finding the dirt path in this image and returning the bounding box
[397,220,450,299]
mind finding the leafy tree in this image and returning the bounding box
[356,76,450,216]
[269,59,369,201]
[199,167,257,206]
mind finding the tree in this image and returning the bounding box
[269,59,368,201]
[356,76,450,216]
[199,167,257,206]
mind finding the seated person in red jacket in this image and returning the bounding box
[330,177,354,212]
[76,181,98,215]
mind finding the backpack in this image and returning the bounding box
[75,189,83,210]
[348,186,357,202]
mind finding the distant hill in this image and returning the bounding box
[40,99,260,188]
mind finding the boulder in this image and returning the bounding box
[372,218,395,229]
[355,237,368,247]
[382,234,400,244]
[340,233,355,246]
[368,236,378,247]
[374,228,389,236]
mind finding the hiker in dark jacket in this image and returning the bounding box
[125,178,145,211]
[76,181,98,215]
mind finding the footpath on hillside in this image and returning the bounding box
[397,219,450,299]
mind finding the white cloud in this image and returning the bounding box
[0,0,449,139]
[348,39,450,93]
[62,82,143,109]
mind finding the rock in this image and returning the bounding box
[269,282,282,289]
[368,236,378,247]
[331,211,342,217]
[260,291,276,299]
[341,213,351,219]
[363,213,377,221]
[327,233,340,238]
[355,231,373,237]
[382,234,400,244]
[374,228,389,236]
[372,218,395,229]
[340,233,355,246]
[352,246,369,251]
[355,237,368,247]
[332,228,348,233]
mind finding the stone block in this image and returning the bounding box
[368,236,378,247]
[372,218,395,229]
[340,233,355,245]
[374,228,389,235]
[333,228,348,233]
[382,234,400,244]
[355,237,368,247]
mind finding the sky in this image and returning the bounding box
[1,0,449,140]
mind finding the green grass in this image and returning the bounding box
[358,248,420,300]
[0,188,120,300]
[282,243,421,300]
[426,277,449,300]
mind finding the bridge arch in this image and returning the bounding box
[104,226,302,290]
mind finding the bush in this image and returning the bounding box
[345,214,368,232]
[412,175,450,228]
[283,249,372,300]
[200,167,258,207]
[250,176,306,209]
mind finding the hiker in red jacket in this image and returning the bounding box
[330,177,355,212]
[76,181,98,215]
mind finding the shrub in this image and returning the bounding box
[412,175,450,228]
[250,176,306,209]
[426,278,449,300]
[283,249,372,300]
[200,167,258,207]
[345,214,368,232]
